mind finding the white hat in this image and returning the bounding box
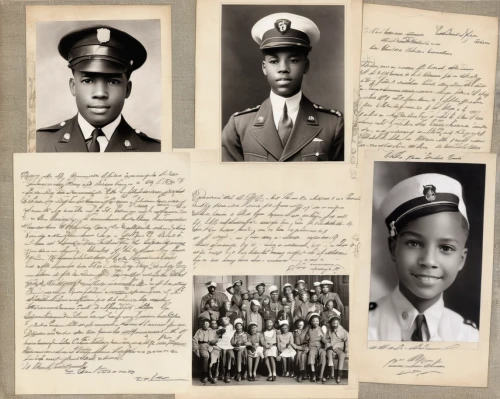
[251,13,320,51]
[307,312,320,322]
[295,280,306,286]
[256,282,266,289]
[282,283,293,291]
[313,282,321,287]
[320,280,333,286]
[379,173,468,237]
[251,299,261,307]
[279,320,289,326]
[205,281,217,288]
[269,285,279,294]
[327,309,342,323]
[233,279,243,286]
[234,318,244,327]
[248,322,258,328]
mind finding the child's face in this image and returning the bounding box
[262,49,309,98]
[296,321,304,330]
[257,286,265,295]
[302,293,309,302]
[242,293,249,300]
[266,319,274,330]
[390,212,468,302]
[270,292,279,301]
[310,293,318,303]
[326,301,334,310]
[310,317,319,328]
[315,286,322,294]
[70,71,131,127]
[209,299,217,309]
[236,323,243,332]
[210,320,218,330]
[281,325,289,334]
[251,304,259,312]
[250,325,257,334]
[284,287,292,296]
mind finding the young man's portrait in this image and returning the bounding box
[220,5,345,162]
[368,162,486,342]
[35,19,162,152]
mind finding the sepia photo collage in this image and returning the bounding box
[2,0,498,398]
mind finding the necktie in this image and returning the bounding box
[411,313,427,341]
[278,102,293,146]
[88,128,105,152]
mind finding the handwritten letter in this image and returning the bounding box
[14,153,191,394]
[357,5,497,152]
[191,156,359,274]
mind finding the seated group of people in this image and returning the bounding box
[192,279,349,384]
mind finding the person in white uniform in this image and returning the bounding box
[368,173,479,342]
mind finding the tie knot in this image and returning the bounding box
[283,102,288,113]
[92,128,104,140]
[416,313,426,328]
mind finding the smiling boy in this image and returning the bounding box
[368,173,479,342]
[221,13,344,162]
[36,25,160,152]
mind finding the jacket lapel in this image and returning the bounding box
[250,98,283,161]
[280,96,322,162]
[105,117,139,152]
[54,115,88,152]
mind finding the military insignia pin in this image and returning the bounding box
[124,140,131,147]
[257,116,264,123]
[308,116,315,122]
[423,184,436,202]
[274,19,291,34]
[97,28,111,44]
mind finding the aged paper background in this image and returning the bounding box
[26,5,173,152]
[1,1,500,399]
[14,152,193,394]
[181,149,359,399]
[354,149,496,386]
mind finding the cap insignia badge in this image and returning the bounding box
[308,116,315,122]
[423,184,436,202]
[97,28,111,44]
[275,19,291,34]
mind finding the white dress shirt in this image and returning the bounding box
[368,286,479,342]
[269,90,302,130]
[78,113,122,152]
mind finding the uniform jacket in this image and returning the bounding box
[192,328,219,353]
[222,96,344,162]
[368,287,479,342]
[36,114,160,152]
[200,291,229,312]
[320,292,345,319]
[325,325,349,353]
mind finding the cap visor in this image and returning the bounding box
[71,59,128,74]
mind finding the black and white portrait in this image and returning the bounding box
[368,161,485,342]
[35,19,163,152]
[192,275,349,385]
[220,5,345,162]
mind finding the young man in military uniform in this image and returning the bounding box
[368,173,479,342]
[200,281,229,313]
[221,13,344,162]
[319,279,345,317]
[37,25,160,152]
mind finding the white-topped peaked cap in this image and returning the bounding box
[379,173,468,237]
[251,13,320,51]
[313,281,321,287]
[320,280,333,286]
[269,285,279,293]
[205,281,217,288]
[233,318,244,327]
[279,320,289,326]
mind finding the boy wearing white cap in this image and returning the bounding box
[369,173,479,342]
[222,13,344,162]
[200,281,229,313]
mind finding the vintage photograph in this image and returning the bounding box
[192,275,349,386]
[34,19,163,152]
[368,161,485,342]
[220,5,345,162]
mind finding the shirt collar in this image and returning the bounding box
[270,90,302,114]
[390,286,445,339]
[78,113,122,141]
